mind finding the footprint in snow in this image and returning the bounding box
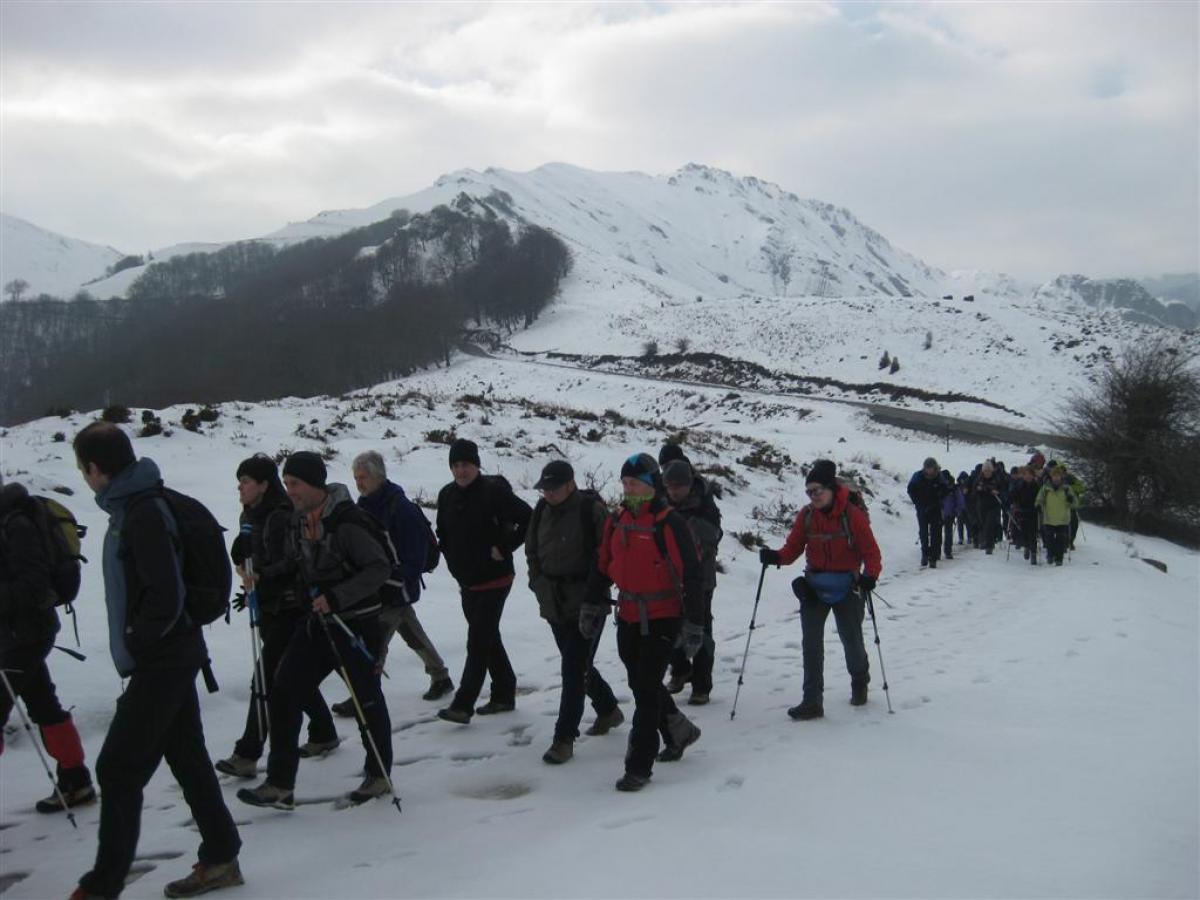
[601,813,656,830]
[717,775,745,792]
[898,696,931,710]
[453,780,534,801]
[505,724,533,747]
[0,871,30,894]
[134,850,185,862]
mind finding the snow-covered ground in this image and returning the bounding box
[1,355,1196,899]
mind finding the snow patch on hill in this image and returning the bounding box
[0,214,124,299]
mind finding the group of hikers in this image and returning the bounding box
[906,451,1084,568]
[1,423,888,899]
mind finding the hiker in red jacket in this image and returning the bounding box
[760,459,883,721]
[583,453,705,792]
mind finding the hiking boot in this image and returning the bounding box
[615,772,650,792]
[945,550,953,560]
[163,860,244,898]
[850,684,868,706]
[1055,559,1064,567]
[346,775,392,805]
[585,707,624,736]
[787,698,824,720]
[920,555,928,568]
[657,712,701,762]
[436,707,471,724]
[236,781,294,811]
[665,673,688,694]
[1023,548,1030,560]
[1031,554,1038,566]
[929,558,938,569]
[423,677,454,701]
[35,782,96,813]
[687,692,710,706]
[297,737,340,758]
[214,753,258,779]
[331,697,356,718]
[475,699,515,716]
[68,888,106,900]
[542,740,574,765]
[985,547,994,555]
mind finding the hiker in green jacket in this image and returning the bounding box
[1035,466,1079,566]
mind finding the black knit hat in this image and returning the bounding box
[449,438,481,468]
[621,452,660,488]
[806,459,838,489]
[236,453,277,484]
[658,443,688,466]
[662,459,693,487]
[282,451,327,488]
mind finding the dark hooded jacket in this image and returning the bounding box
[230,482,300,614]
[437,475,532,589]
[0,484,60,653]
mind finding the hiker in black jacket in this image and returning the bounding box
[662,460,722,704]
[906,457,945,567]
[72,422,242,900]
[238,452,395,810]
[525,459,623,764]
[0,482,95,813]
[215,455,337,778]
[974,460,1005,554]
[435,439,532,725]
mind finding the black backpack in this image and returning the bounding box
[126,488,233,627]
[328,503,409,606]
[413,503,440,574]
[2,495,86,610]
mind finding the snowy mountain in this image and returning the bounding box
[0,355,1195,899]
[0,214,124,299]
[1034,273,1198,329]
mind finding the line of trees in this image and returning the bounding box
[0,199,571,424]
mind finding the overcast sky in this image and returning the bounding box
[2,1,1196,280]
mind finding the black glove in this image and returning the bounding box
[579,604,608,640]
[682,622,705,661]
[858,574,877,593]
[232,591,248,612]
[759,548,781,566]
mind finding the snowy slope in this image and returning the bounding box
[0,214,124,299]
[0,356,1196,899]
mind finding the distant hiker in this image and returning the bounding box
[956,471,975,545]
[906,457,945,567]
[1010,466,1040,565]
[1060,467,1085,550]
[525,459,623,765]
[1035,466,1079,566]
[974,460,1005,554]
[216,454,337,779]
[759,459,882,720]
[434,439,533,724]
[71,422,242,900]
[584,453,704,792]
[238,451,394,810]
[939,469,964,560]
[0,482,95,813]
[333,451,452,709]
[662,459,723,704]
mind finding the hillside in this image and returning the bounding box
[0,355,1195,899]
[0,214,124,299]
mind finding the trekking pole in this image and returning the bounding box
[240,526,268,743]
[328,612,390,679]
[863,592,894,714]
[53,645,87,662]
[0,669,77,829]
[730,565,767,722]
[868,589,894,610]
[315,615,401,814]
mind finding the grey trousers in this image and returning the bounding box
[377,603,450,681]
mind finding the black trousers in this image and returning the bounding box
[79,668,240,898]
[0,636,69,730]
[233,608,336,760]
[267,615,391,790]
[798,587,869,699]
[1044,525,1070,564]
[978,501,1002,551]
[549,620,618,742]
[916,509,940,560]
[1018,508,1039,558]
[942,518,956,556]
[450,585,516,712]
[616,617,681,778]
[669,590,715,694]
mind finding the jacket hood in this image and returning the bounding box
[320,482,355,519]
[0,482,29,517]
[96,458,163,514]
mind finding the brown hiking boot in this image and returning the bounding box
[542,740,574,765]
[585,707,625,736]
[163,860,244,898]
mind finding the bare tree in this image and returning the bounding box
[1065,337,1200,528]
[4,278,29,303]
[674,336,691,353]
